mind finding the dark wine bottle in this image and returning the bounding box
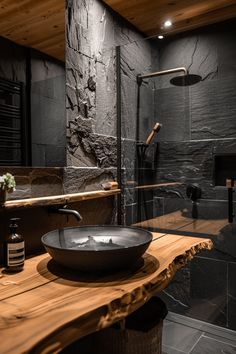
[4,218,24,272]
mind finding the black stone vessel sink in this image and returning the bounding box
[41,225,153,272]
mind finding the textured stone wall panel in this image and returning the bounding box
[121,75,138,140]
[191,78,236,140]
[154,86,190,142]
[95,49,116,136]
[158,33,218,89]
[120,40,156,141]
[66,0,147,174]
[63,167,116,193]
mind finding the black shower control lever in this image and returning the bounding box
[186,184,202,219]
[227,178,235,223]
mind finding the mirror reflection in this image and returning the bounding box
[0,1,65,167]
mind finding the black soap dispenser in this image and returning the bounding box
[4,218,25,272]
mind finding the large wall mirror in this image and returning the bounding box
[0,1,65,167]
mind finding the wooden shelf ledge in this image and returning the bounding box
[0,189,121,211]
[135,182,183,190]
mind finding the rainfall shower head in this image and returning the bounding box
[170,73,202,86]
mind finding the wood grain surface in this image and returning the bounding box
[0,233,212,354]
[0,0,65,61]
[134,211,227,236]
[103,0,236,37]
[0,189,120,211]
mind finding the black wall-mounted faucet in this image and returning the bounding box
[48,205,82,222]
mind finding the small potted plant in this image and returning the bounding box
[0,173,16,203]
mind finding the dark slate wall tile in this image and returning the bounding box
[217,21,236,78]
[123,185,137,206]
[213,139,236,157]
[125,203,138,225]
[138,83,155,143]
[121,139,137,170]
[121,74,138,141]
[160,266,190,314]
[0,36,26,83]
[215,223,236,261]
[120,40,155,141]
[44,145,66,167]
[154,140,216,199]
[95,49,116,137]
[31,53,66,167]
[154,86,190,141]
[153,140,236,200]
[158,33,217,89]
[189,257,227,327]
[228,262,236,330]
[191,78,236,140]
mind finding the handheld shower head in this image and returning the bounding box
[145,122,162,145]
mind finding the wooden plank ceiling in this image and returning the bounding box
[103,0,236,37]
[1,0,236,62]
[0,0,65,61]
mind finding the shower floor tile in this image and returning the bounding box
[189,335,236,354]
[162,315,236,354]
[162,320,202,353]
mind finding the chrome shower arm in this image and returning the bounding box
[137,67,188,82]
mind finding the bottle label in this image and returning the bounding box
[7,241,25,267]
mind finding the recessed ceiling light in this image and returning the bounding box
[158,35,164,39]
[164,20,172,28]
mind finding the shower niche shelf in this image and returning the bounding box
[213,154,236,186]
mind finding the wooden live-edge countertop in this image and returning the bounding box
[0,189,121,211]
[134,210,228,236]
[0,232,212,354]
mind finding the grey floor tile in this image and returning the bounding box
[162,344,187,354]
[162,320,202,353]
[189,335,236,354]
[204,332,236,347]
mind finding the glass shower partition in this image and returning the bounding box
[119,33,236,333]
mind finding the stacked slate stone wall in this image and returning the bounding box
[65,0,149,194]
